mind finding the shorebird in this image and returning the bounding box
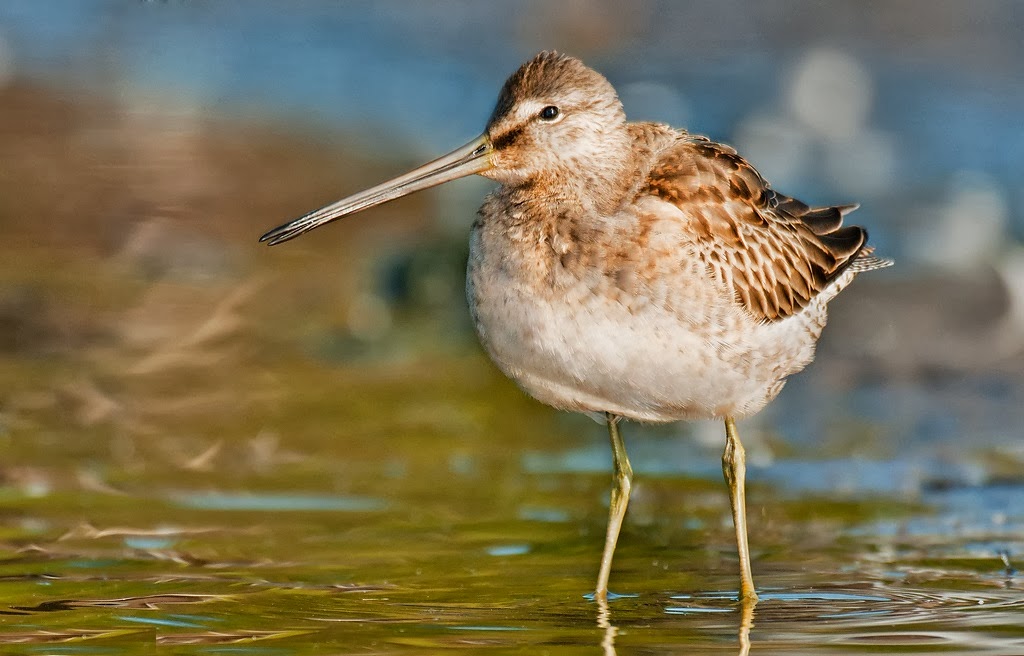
[261,51,891,602]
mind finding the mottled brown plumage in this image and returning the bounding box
[261,50,892,604]
[644,135,884,321]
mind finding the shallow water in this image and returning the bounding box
[2,350,1023,653]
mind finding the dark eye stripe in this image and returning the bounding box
[491,125,525,150]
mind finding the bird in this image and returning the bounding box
[260,51,892,603]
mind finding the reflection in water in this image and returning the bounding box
[2,568,1024,649]
[596,595,617,656]
[598,595,756,655]
[171,491,388,512]
[738,599,754,656]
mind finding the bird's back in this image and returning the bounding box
[635,125,891,322]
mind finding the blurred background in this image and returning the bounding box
[1,0,1023,532]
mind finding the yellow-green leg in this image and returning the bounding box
[722,416,758,602]
[595,412,633,601]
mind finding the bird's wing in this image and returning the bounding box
[642,135,888,322]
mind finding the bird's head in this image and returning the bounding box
[260,51,628,245]
[482,51,628,186]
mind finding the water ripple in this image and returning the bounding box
[666,584,1024,632]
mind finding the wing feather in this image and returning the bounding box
[643,135,888,322]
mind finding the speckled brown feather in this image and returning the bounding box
[643,134,884,322]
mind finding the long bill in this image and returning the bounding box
[260,134,494,245]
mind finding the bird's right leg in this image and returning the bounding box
[722,415,758,603]
[595,412,633,601]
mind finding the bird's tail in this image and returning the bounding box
[849,246,894,273]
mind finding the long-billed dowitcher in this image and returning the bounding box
[261,51,892,602]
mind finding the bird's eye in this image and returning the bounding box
[538,105,560,121]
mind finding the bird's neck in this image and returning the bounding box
[518,152,638,218]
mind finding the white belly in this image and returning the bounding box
[466,232,830,422]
